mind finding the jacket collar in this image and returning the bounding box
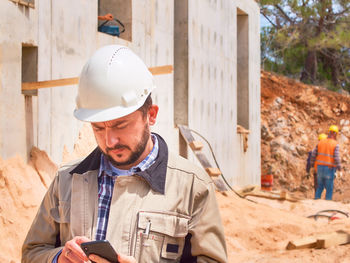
[70,133,168,194]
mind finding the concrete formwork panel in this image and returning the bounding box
[0,0,176,164]
[184,0,260,186]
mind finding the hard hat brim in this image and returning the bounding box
[74,97,147,122]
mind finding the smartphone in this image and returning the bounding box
[80,240,119,263]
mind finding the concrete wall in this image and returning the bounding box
[0,0,174,163]
[0,0,259,186]
[175,0,261,186]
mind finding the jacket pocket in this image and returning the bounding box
[135,211,189,263]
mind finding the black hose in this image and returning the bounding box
[188,128,248,200]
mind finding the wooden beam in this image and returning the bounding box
[205,167,222,177]
[237,185,300,202]
[21,65,173,92]
[287,231,350,250]
[286,237,318,250]
[148,65,173,75]
[189,141,203,151]
[22,77,79,91]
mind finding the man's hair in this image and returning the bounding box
[137,94,153,118]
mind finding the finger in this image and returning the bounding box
[118,253,136,263]
[65,238,90,261]
[89,254,110,263]
[65,243,87,261]
[75,236,91,245]
[64,248,86,263]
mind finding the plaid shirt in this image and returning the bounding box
[95,134,159,240]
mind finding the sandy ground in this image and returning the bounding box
[218,190,350,262]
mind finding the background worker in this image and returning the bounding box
[22,45,227,263]
[311,125,341,200]
[306,133,327,194]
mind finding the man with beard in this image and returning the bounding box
[22,45,227,263]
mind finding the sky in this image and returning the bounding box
[260,14,271,28]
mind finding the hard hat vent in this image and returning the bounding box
[108,47,128,66]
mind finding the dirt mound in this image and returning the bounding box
[261,71,350,201]
[0,149,55,263]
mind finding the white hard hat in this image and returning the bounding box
[74,45,155,122]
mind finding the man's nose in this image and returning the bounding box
[105,128,119,148]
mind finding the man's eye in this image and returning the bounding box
[116,123,128,129]
[93,127,104,132]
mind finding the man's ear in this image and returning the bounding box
[148,105,159,126]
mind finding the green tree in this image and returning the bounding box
[260,0,350,91]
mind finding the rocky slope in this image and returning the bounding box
[261,71,350,201]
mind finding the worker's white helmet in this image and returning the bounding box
[74,45,155,122]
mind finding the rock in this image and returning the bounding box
[299,185,309,192]
[340,103,348,112]
[340,119,349,126]
[282,143,295,153]
[296,146,307,156]
[274,97,283,108]
[300,134,309,144]
[261,124,274,141]
[339,134,349,144]
[342,126,350,136]
[333,107,340,113]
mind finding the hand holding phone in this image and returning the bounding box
[81,240,119,263]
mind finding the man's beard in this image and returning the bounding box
[102,123,151,168]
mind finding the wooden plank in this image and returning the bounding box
[286,237,318,250]
[237,186,300,202]
[237,125,250,134]
[189,141,203,151]
[22,77,79,91]
[148,65,173,75]
[205,167,222,177]
[18,0,30,6]
[316,230,350,249]
[21,65,173,91]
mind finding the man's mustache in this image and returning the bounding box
[106,144,131,153]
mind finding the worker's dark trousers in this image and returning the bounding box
[314,165,335,200]
[313,172,317,195]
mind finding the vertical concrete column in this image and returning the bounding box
[37,0,52,156]
[174,0,188,158]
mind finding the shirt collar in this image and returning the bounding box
[70,133,168,194]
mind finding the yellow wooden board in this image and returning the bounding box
[287,231,350,250]
[189,141,203,151]
[21,65,173,91]
[205,167,222,177]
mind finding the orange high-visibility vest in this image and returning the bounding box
[315,138,338,167]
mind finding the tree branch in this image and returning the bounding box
[260,11,277,28]
[274,4,294,25]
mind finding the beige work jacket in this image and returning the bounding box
[22,134,227,263]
